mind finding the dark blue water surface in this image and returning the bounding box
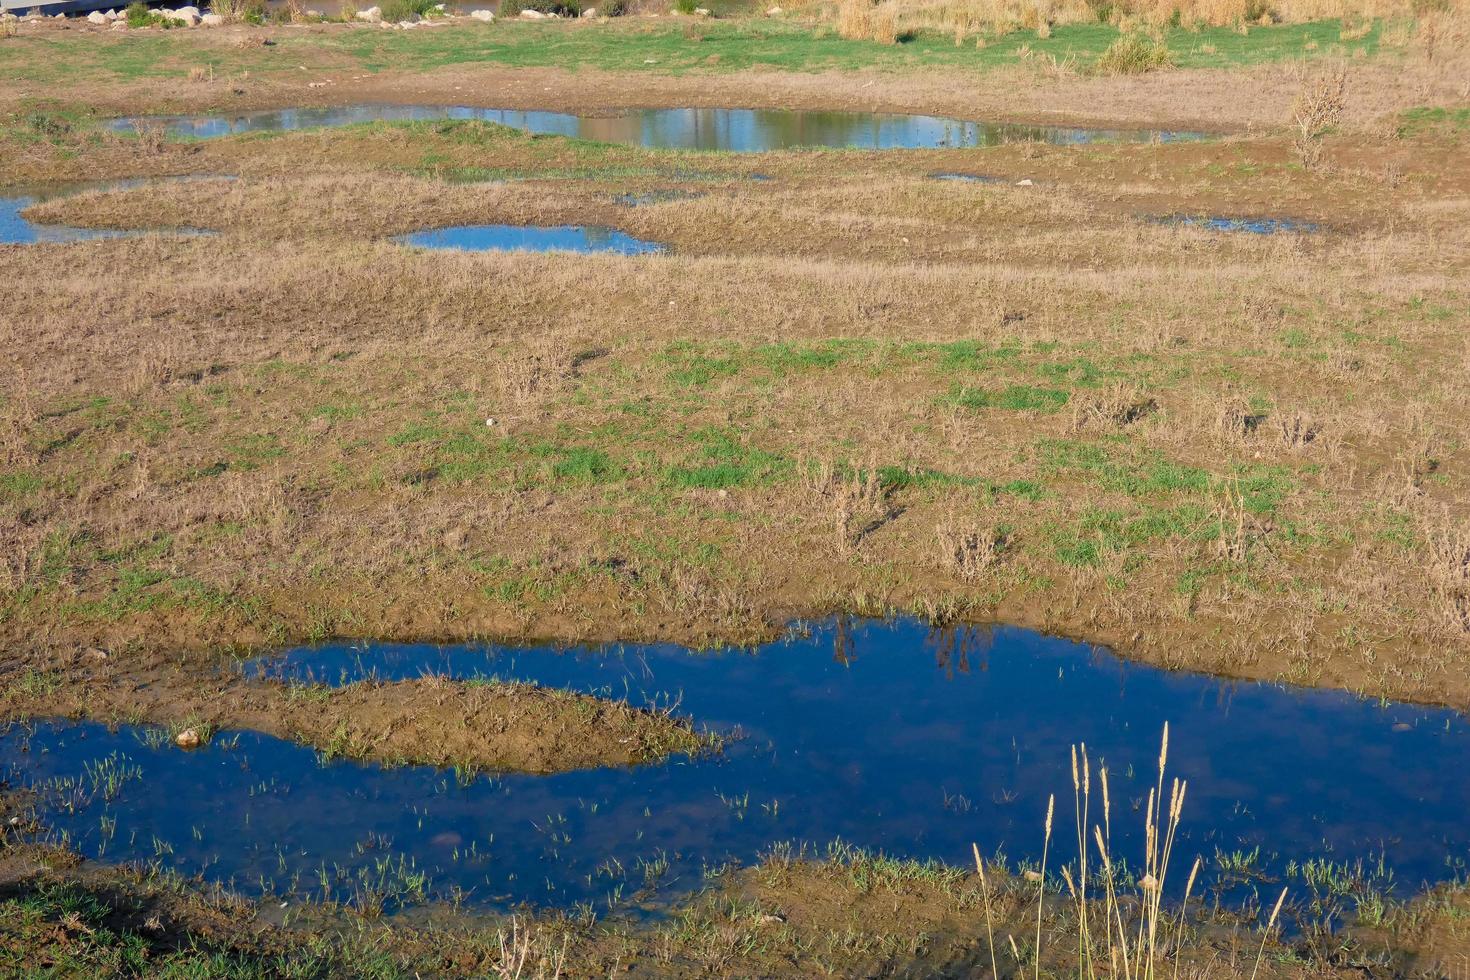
[394,224,665,255]
[106,105,1208,151]
[6,618,1467,915]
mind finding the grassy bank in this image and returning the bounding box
[0,17,1387,88]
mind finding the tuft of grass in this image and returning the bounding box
[1094,31,1173,73]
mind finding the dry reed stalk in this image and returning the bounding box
[1035,792,1054,980]
[1071,743,1094,974]
[972,843,1001,978]
[1249,888,1288,980]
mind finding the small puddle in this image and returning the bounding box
[930,171,1008,184]
[1155,214,1320,235]
[611,189,706,207]
[6,618,1468,914]
[107,105,1209,151]
[0,178,221,245]
[394,224,665,255]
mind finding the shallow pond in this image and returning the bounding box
[107,105,1207,151]
[6,618,1467,914]
[394,224,665,254]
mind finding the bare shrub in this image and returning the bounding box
[131,120,168,156]
[1,17,18,38]
[836,0,872,38]
[1214,484,1255,561]
[803,459,890,554]
[187,65,215,84]
[1275,411,1320,450]
[1425,525,1470,635]
[936,520,1008,580]
[210,0,247,20]
[870,2,898,42]
[500,337,571,405]
[1291,64,1347,170]
[1214,396,1261,443]
[835,0,902,42]
[1071,382,1157,430]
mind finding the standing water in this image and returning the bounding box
[106,105,1209,151]
[4,618,1465,913]
[393,223,665,254]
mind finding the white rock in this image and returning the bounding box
[693,5,708,12]
[160,6,201,23]
[765,4,781,12]
[87,10,107,23]
[579,5,594,14]
[355,5,381,20]
[1015,178,1034,186]
[518,7,546,17]
[201,12,222,23]
[110,18,128,27]
[396,19,416,26]
[469,8,494,19]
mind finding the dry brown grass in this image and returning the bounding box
[1,92,1469,709]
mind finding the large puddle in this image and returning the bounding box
[106,105,1207,151]
[394,223,666,254]
[6,618,1467,914]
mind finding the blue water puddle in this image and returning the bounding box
[394,224,666,255]
[1155,214,1321,235]
[7,618,1468,915]
[930,172,1008,184]
[106,105,1209,152]
[0,177,223,245]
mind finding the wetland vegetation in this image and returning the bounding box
[1,0,1469,973]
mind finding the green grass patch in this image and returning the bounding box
[943,384,1070,412]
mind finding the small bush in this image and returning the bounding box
[125,1,162,26]
[499,0,580,14]
[382,0,439,19]
[1291,65,1346,170]
[672,0,696,11]
[1094,31,1173,74]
